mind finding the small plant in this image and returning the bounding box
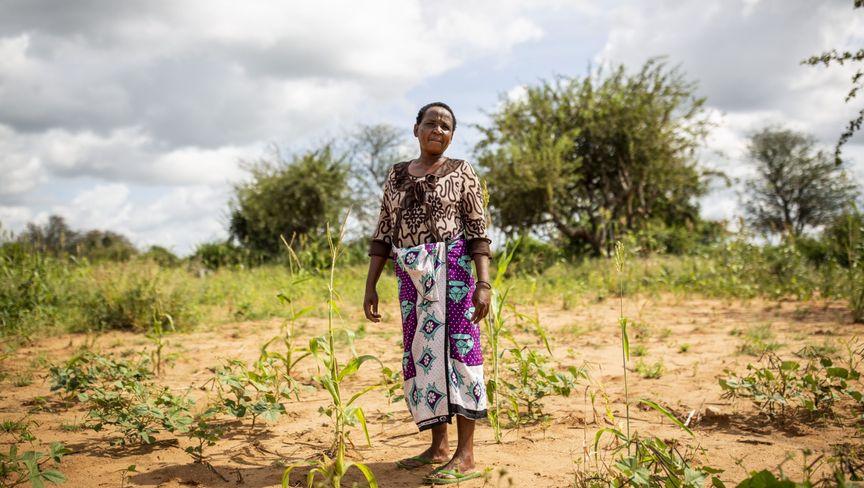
[184,406,225,464]
[0,417,69,488]
[631,345,648,357]
[207,359,286,429]
[737,324,782,356]
[678,343,691,353]
[81,378,194,446]
[146,313,174,376]
[634,358,664,379]
[499,347,587,426]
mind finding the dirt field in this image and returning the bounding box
[2,295,862,487]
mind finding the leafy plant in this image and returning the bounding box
[720,346,864,419]
[0,417,69,488]
[207,359,286,428]
[49,351,152,400]
[499,347,586,426]
[80,378,194,446]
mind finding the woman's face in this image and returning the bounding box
[414,106,454,156]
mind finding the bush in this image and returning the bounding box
[77,265,197,332]
[140,246,181,268]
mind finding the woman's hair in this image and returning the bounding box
[416,102,457,130]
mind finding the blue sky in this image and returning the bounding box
[0,0,862,254]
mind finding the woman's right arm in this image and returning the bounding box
[364,255,387,322]
[364,167,395,323]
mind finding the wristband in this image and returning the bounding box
[475,280,492,290]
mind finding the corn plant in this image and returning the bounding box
[282,213,380,488]
[146,312,174,376]
[484,241,519,443]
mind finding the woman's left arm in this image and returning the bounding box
[460,161,492,324]
[470,253,491,324]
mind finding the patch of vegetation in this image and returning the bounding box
[635,359,665,379]
[0,417,69,488]
[720,346,864,419]
[737,324,783,356]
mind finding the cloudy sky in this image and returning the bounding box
[1,0,862,254]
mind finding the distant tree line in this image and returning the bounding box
[2,58,861,268]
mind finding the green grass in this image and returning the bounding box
[737,324,783,356]
[635,358,665,379]
[1,236,860,341]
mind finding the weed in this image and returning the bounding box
[678,343,691,353]
[631,345,647,357]
[634,359,664,379]
[12,372,33,387]
[737,324,783,356]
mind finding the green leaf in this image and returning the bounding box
[827,367,849,379]
[355,407,372,447]
[638,399,694,437]
[620,318,630,360]
[337,355,381,382]
[41,469,66,484]
[347,384,379,406]
[351,462,379,488]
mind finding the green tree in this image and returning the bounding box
[229,144,350,256]
[15,215,138,261]
[802,1,863,164]
[475,59,711,255]
[17,215,77,255]
[743,128,858,237]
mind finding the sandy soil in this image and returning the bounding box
[1,295,862,487]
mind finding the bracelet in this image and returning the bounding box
[475,280,492,290]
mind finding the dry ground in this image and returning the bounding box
[2,295,862,487]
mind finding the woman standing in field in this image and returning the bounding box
[363,102,492,485]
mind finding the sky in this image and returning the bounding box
[0,0,862,255]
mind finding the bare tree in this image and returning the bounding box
[347,124,412,232]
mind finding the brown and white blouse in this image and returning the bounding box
[369,158,491,258]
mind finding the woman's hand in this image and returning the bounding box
[363,288,381,322]
[470,286,491,324]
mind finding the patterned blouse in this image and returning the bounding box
[369,158,491,258]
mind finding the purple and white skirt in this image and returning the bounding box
[393,237,487,431]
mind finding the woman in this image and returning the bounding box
[363,102,491,484]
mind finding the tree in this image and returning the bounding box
[346,124,411,233]
[802,0,863,164]
[743,128,858,237]
[229,144,351,256]
[14,215,138,260]
[475,59,711,255]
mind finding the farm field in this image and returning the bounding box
[1,291,861,487]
